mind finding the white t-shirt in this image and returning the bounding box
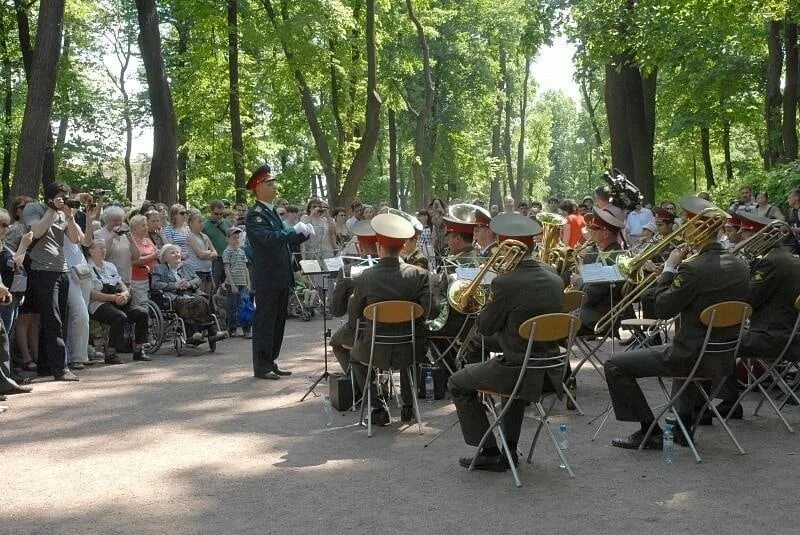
[94,227,132,284]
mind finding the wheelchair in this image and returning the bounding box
[143,285,222,356]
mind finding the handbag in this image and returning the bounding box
[72,263,93,281]
[237,293,255,327]
[10,266,27,293]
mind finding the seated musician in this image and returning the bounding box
[604,196,750,450]
[449,214,564,472]
[330,221,378,375]
[639,208,677,321]
[569,208,630,336]
[719,214,743,250]
[346,214,433,425]
[472,207,497,258]
[715,212,800,417]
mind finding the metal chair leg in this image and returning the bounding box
[695,383,745,455]
[406,367,424,435]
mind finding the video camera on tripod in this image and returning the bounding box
[601,169,643,211]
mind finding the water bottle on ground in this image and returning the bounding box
[424,369,435,403]
[662,424,674,464]
[322,394,334,428]
[558,423,568,469]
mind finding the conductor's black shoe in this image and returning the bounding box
[401,405,414,423]
[133,351,152,362]
[273,367,292,376]
[255,371,280,380]
[105,355,124,365]
[371,408,390,426]
[458,454,507,472]
[714,401,743,420]
[611,430,663,450]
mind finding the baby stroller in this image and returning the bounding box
[287,279,316,322]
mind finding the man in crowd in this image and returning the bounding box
[730,185,757,214]
[246,164,313,380]
[346,200,364,230]
[204,199,232,288]
[625,201,654,243]
[786,188,800,254]
[593,185,625,222]
[23,182,83,381]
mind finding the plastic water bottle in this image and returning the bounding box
[322,395,334,428]
[558,423,568,469]
[662,424,674,464]
[424,369,435,403]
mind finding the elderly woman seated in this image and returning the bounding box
[152,244,221,345]
[88,239,151,364]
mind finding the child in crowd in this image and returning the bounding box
[187,212,217,296]
[222,227,252,338]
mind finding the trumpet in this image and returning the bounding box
[592,207,727,335]
[731,220,791,263]
[447,239,528,315]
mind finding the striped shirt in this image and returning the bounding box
[222,245,249,286]
[163,224,190,257]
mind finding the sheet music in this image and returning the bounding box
[579,262,625,283]
[299,260,325,274]
[323,257,344,272]
[350,265,370,278]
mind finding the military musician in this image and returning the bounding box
[449,213,564,472]
[604,196,750,449]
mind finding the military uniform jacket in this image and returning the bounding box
[745,247,800,360]
[405,247,429,270]
[579,242,632,330]
[245,201,308,291]
[653,242,749,376]
[347,257,432,369]
[477,258,564,399]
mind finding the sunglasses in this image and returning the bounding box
[178,211,187,216]
[277,211,287,216]
[0,222,8,228]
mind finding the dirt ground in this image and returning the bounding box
[2,316,799,535]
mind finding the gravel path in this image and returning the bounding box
[2,318,798,534]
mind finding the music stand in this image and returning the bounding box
[299,257,343,401]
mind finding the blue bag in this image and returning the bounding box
[238,293,255,327]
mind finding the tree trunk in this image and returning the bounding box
[227,0,246,203]
[13,0,57,194]
[10,0,64,200]
[515,56,531,202]
[135,0,178,205]
[388,108,398,209]
[580,78,604,148]
[501,48,515,200]
[784,20,798,161]
[624,65,655,204]
[0,6,12,202]
[605,63,634,179]
[700,126,715,189]
[53,30,71,166]
[765,19,785,168]
[406,0,434,210]
[490,70,503,209]
[262,0,338,204]
[337,0,381,207]
[722,120,734,181]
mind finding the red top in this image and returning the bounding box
[132,238,158,281]
[566,213,586,247]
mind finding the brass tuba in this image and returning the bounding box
[592,207,728,335]
[535,212,570,271]
[447,239,528,315]
[731,220,791,263]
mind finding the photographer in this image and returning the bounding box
[87,239,150,364]
[21,182,82,381]
[94,205,136,286]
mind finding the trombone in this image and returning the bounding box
[592,207,728,335]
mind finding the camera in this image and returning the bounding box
[93,189,111,198]
[64,198,82,209]
[601,169,643,211]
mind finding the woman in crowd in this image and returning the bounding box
[146,210,166,250]
[94,205,136,286]
[87,240,150,364]
[152,244,220,345]
[301,198,336,261]
[163,204,190,259]
[186,212,217,296]
[428,197,447,215]
[129,215,159,306]
[362,204,375,221]
[6,195,33,251]
[331,207,351,252]
[560,198,587,248]
[431,209,447,258]
[755,191,784,220]
[0,208,28,334]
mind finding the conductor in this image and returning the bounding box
[245,164,313,380]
